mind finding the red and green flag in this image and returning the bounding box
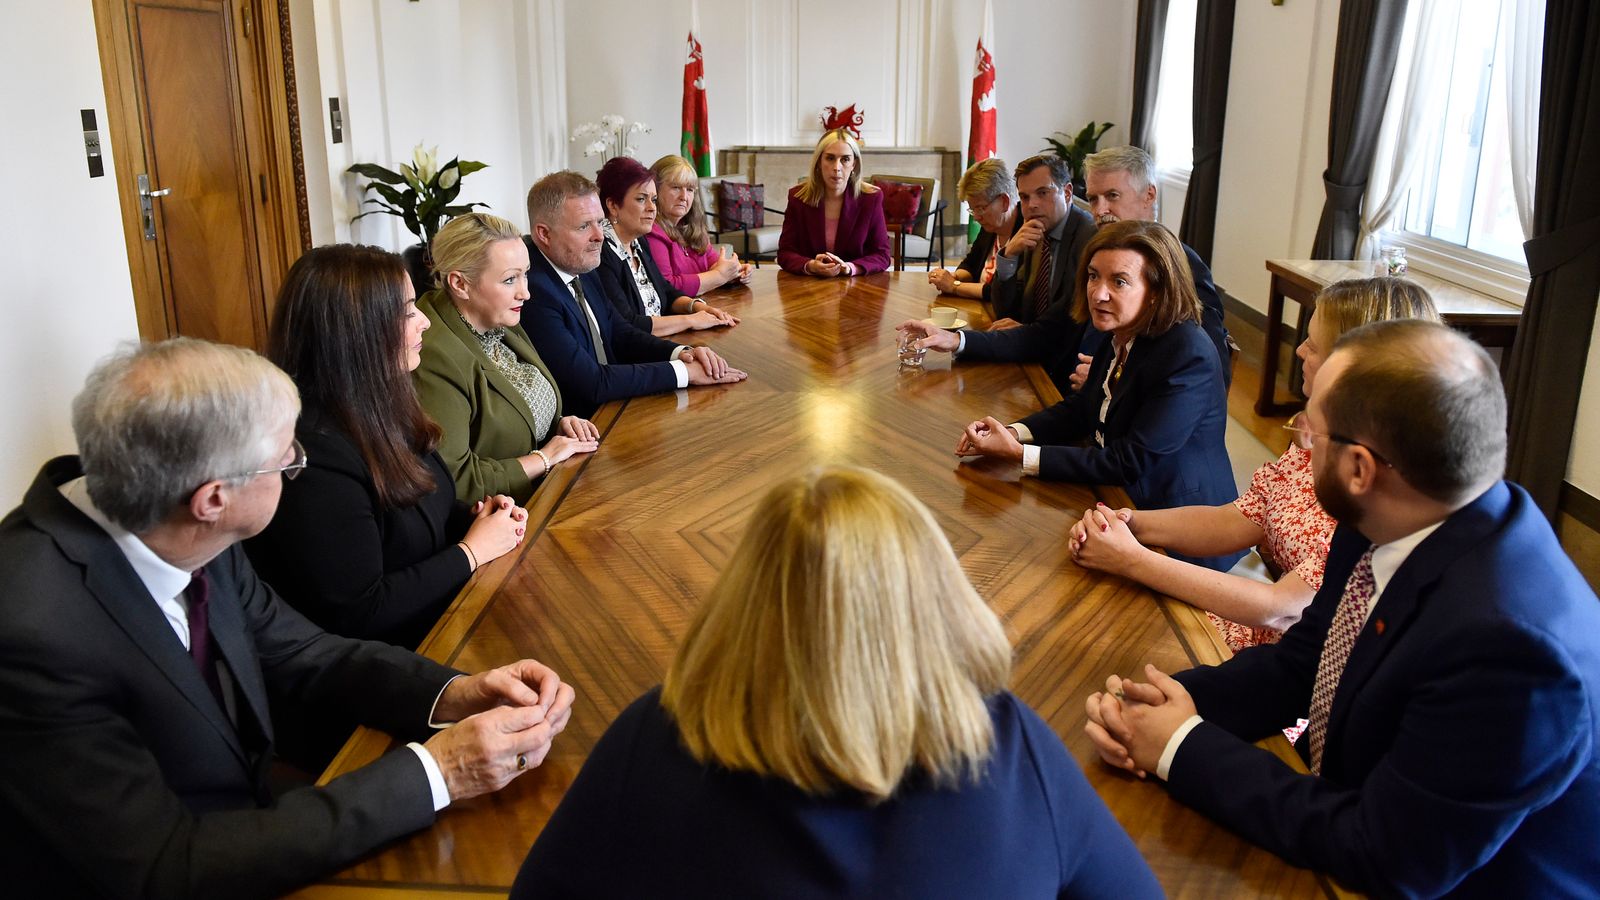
[966,0,998,240]
[681,2,712,176]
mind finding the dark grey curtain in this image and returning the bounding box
[1129,0,1171,151]
[1177,0,1236,265]
[1308,0,1410,259]
[1504,1,1600,518]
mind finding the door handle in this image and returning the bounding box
[136,173,171,240]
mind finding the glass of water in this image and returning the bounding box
[898,335,927,368]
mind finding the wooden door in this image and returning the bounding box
[94,0,306,350]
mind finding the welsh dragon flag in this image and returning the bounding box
[680,2,712,176]
[966,0,998,240]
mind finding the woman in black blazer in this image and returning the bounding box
[958,220,1239,570]
[511,467,1160,898]
[246,244,528,649]
[593,155,739,336]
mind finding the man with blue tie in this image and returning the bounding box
[1083,320,1600,897]
[521,171,747,418]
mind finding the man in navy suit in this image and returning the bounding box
[1084,320,1600,897]
[897,145,1232,393]
[521,171,747,418]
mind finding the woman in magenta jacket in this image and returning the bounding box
[777,129,892,276]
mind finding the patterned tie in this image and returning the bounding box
[569,277,609,365]
[1031,235,1055,319]
[1306,547,1376,774]
[185,569,225,706]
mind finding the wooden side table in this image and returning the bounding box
[1256,259,1523,417]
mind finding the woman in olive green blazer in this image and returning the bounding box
[415,213,600,503]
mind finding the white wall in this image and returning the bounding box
[0,0,141,508]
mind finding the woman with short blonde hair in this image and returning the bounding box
[931,157,1022,300]
[511,467,1159,897]
[776,129,892,276]
[412,212,599,504]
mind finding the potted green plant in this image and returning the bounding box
[347,144,489,293]
[1043,121,1114,194]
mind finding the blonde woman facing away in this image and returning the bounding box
[413,212,599,504]
[510,467,1160,898]
[1070,277,1440,651]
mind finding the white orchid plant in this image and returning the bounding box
[570,115,652,163]
[347,143,489,245]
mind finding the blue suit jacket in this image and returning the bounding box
[521,239,682,418]
[1016,320,1240,571]
[1171,482,1600,897]
[961,241,1232,392]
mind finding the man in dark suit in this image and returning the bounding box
[0,338,576,899]
[520,171,747,419]
[1084,321,1600,897]
[986,154,1095,330]
[897,146,1232,393]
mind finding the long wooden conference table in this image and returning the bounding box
[295,270,1341,898]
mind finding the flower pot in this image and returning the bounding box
[402,243,434,296]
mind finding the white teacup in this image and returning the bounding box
[929,306,959,328]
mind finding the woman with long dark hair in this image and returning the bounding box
[246,244,527,649]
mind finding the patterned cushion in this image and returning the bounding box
[874,179,924,228]
[716,181,765,230]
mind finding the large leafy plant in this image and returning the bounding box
[1043,121,1115,187]
[348,144,489,245]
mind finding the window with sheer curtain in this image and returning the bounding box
[1149,0,1197,176]
[1364,0,1543,302]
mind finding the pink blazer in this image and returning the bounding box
[776,185,892,275]
[643,223,721,295]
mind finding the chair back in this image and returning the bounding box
[698,174,749,233]
[868,174,939,240]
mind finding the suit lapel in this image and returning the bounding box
[31,466,250,767]
[422,291,542,438]
[203,555,274,746]
[805,192,827,254]
[1324,483,1512,744]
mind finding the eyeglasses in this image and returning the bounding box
[1281,424,1393,468]
[228,438,308,482]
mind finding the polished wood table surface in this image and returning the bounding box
[1257,258,1522,417]
[294,270,1338,899]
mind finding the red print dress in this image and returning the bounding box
[1208,443,1336,653]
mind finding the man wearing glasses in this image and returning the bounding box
[0,338,576,898]
[1084,321,1600,896]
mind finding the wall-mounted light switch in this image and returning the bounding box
[82,109,104,178]
[329,97,344,144]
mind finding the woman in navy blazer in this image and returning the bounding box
[959,220,1239,571]
[511,467,1159,898]
[776,128,892,276]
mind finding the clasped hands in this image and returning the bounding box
[805,252,852,278]
[1068,502,1147,575]
[1083,665,1196,779]
[422,659,577,802]
[954,416,1025,462]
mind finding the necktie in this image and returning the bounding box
[1306,547,1376,774]
[569,277,609,365]
[1031,235,1055,320]
[185,569,226,706]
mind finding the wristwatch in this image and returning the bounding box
[952,279,963,290]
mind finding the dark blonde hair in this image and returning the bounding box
[1071,219,1201,336]
[1315,276,1441,338]
[796,129,875,206]
[662,467,1012,801]
[649,154,711,254]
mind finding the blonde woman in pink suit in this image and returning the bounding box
[777,129,891,277]
[645,154,753,296]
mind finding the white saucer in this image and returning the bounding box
[923,317,967,330]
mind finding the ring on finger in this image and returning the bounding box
[516,754,528,771]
